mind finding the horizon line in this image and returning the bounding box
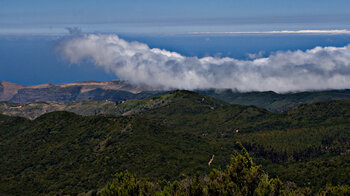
[189,29,350,35]
[2,29,350,36]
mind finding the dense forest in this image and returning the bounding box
[0,90,349,195]
[198,89,350,112]
[100,145,349,196]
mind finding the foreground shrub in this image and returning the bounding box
[101,144,312,196]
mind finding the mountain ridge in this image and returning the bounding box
[1,80,350,113]
[0,80,162,103]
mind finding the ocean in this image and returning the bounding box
[1,34,350,85]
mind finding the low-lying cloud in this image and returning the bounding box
[57,34,350,92]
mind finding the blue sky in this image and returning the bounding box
[1,0,350,34]
[1,0,350,91]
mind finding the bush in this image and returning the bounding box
[100,144,310,196]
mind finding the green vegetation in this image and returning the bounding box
[2,88,350,120]
[101,145,313,196]
[198,89,350,112]
[0,91,173,119]
[0,90,349,195]
[100,146,350,196]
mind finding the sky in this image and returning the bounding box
[1,1,350,92]
[1,0,350,34]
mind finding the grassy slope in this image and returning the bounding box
[0,91,349,195]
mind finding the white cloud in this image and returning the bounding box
[57,34,350,92]
[247,51,265,59]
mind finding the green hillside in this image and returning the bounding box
[198,89,350,112]
[2,89,350,120]
[0,92,173,119]
[0,91,349,195]
[0,90,228,120]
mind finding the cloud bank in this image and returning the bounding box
[57,34,350,92]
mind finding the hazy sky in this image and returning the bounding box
[1,1,350,92]
[2,0,350,34]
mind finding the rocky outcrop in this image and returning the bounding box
[0,81,24,101]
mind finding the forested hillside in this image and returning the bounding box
[0,91,349,195]
[100,146,349,196]
[198,89,350,112]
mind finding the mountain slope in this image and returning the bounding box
[0,91,349,195]
[0,80,162,103]
[0,91,176,119]
[0,112,235,195]
[198,89,350,112]
[2,80,350,113]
